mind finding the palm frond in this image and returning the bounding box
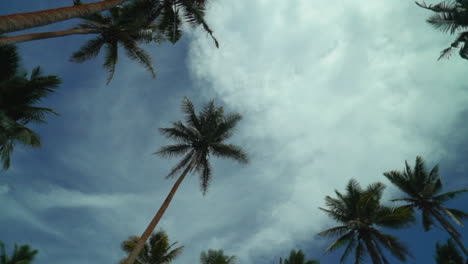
[317,226,349,238]
[181,97,201,129]
[433,189,468,203]
[71,36,106,62]
[371,231,412,261]
[121,38,156,78]
[324,231,355,253]
[178,0,219,47]
[165,150,194,178]
[155,143,192,158]
[103,41,118,84]
[0,44,20,81]
[376,206,415,228]
[210,143,248,163]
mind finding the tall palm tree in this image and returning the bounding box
[282,249,319,264]
[0,44,61,170]
[124,97,249,264]
[200,249,236,264]
[0,0,133,34]
[318,179,414,264]
[0,242,38,264]
[119,229,184,264]
[383,156,468,256]
[416,0,468,60]
[435,239,465,264]
[0,0,219,48]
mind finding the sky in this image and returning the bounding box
[1,0,468,264]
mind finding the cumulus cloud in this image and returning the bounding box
[188,0,468,263]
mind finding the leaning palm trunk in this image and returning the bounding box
[0,0,132,34]
[431,208,468,256]
[0,28,99,45]
[124,164,193,264]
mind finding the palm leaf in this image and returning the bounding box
[210,143,248,163]
[71,36,106,62]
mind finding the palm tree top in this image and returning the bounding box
[155,97,248,195]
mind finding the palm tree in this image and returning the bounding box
[0,242,38,264]
[0,0,133,34]
[124,97,249,264]
[416,0,468,60]
[68,2,159,84]
[383,156,468,256]
[318,179,414,264]
[119,229,184,264]
[0,0,219,48]
[282,249,319,264]
[435,239,465,264]
[200,249,236,264]
[0,44,61,170]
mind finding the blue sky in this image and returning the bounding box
[1,0,468,264]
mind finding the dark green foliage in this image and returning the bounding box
[416,0,468,60]
[318,179,414,264]
[119,230,184,264]
[435,239,465,264]
[0,44,60,170]
[383,156,468,255]
[156,97,248,195]
[72,0,218,83]
[200,249,235,264]
[0,241,38,264]
[283,249,319,264]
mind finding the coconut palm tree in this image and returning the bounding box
[318,179,414,264]
[119,229,184,264]
[200,249,236,264]
[0,242,38,264]
[416,0,468,60]
[0,0,218,48]
[0,44,61,170]
[0,0,133,34]
[282,249,319,264]
[383,156,468,256]
[435,239,465,264]
[68,2,159,84]
[124,97,249,264]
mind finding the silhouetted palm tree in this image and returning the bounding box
[416,0,468,60]
[124,97,248,264]
[200,249,236,264]
[0,44,60,170]
[435,239,465,264]
[282,249,319,264]
[119,230,184,264]
[383,156,468,256]
[0,242,38,264]
[318,179,414,264]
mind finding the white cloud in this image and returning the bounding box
[187,0,468,263]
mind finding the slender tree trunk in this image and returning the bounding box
[431,208,468,256]
[364,238,383,264]
[124,164,193,264]
[0,28,99,46]
[0,0,132,34]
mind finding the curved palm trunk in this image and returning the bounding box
[364,238,383,264]
[431,208,468,256]
[0,28,99,46]
[124,164,192,264]
[0,0,132,34]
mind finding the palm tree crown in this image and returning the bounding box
[0,242,38,264]
[283,249,319,264]
[156,97,249,194]
[119,230,184,264]
[435,239,465,264]
[0,44,61,170]
[416,0,468,60]
[318,179,414,264]
[200,249,236,264]
[383,156,468,255]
